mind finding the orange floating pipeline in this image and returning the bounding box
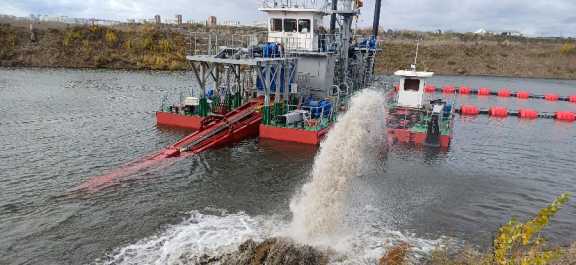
[489,106,508,117]
[478,87,491,96]
[498,88,511,97]
[425,84,436,93]
[556,112,576,122]
[516,91,530,99]
[442,85,456,94]
[569,96,576,103]
[519,108,538,119]
[460,105,479,116]
[545,94,559,101]
[459,86,471,94]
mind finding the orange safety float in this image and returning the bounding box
[425,84,436,93]
[519,108,538,119]
[497,88,511,97]
[460,105,479,116]
[556,112,576,122]
[442,85,456,94]
[569,96,576,103]
[489,106,508,117]
[544,94,559,101]
[516,91,530,99]
[478,87,491,96]
[459,86,471,94]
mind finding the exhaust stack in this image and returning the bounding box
[372,0,382,37]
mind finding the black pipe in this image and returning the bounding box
[372,0,382,37]
[330,0,338,34]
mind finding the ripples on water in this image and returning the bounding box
[0,68,575,264]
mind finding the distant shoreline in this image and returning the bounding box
[1,23,575,80]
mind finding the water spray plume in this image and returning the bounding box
[289,89,387,244]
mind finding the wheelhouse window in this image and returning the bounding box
[284,19,297,32]
[298,19,311,33]
[271,18,283,32]
[404,79,420,91]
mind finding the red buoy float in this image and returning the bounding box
[442,85,456,94]
[459,86,471,94]
[545,93,559,101]
[460,105,479,116]
[478,87,491,96]
[498,88,511,97]
[425,85,436,93]
[569,96,576,103]
[556,112,576,122]
[489,106,508,117]
[519,108,538,119]
[516,91,530,99]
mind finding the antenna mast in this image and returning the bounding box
[411,38,421,71]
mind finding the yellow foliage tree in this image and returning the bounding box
[141,36,154,51]
[560,43,576,55]
[493,193,571,265]
[105,30,119,47]
[158,39,173,53]
[63,30,83,47]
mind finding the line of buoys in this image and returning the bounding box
[423,85,576,103]
[456,105,576,122]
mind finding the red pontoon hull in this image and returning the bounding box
[156,112,204,130]
[387,128,451,148]
[259,125,330,145]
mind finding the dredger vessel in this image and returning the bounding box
[156,0,380,148]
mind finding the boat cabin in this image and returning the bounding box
[259,7,327,51]
[259,5,336,98]
[394,70,434,109]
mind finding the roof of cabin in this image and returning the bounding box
[394,70,434,78]
[258,8,328,15]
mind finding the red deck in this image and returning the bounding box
[259,125,330,145]
[156,112,204,130]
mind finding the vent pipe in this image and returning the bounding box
[372,0,382,37]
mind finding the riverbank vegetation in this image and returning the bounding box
[382,193,573,265]
[1,21,575,79]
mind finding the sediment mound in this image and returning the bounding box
[188,238,327,265]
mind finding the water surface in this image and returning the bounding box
[0,68,575,264]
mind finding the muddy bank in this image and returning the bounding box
[1,23,575,79]
[376,39,576,80]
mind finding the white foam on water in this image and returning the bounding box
[288,89,388,247]
[97,209,444,265]
[96,210,278,265]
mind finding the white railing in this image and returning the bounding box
[187,31,268,56]
[262,0,330,10]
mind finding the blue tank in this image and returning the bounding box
[304,97,332,118]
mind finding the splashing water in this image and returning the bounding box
[96,210,278,265]
[289,89,388,245]
[96,88,447,265]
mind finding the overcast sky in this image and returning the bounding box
[1,0,575,36]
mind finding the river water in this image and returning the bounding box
[0,68,575,265]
